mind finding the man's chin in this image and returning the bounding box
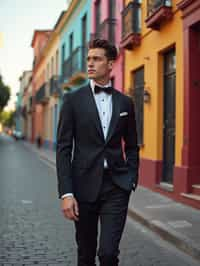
[88,73,97,79]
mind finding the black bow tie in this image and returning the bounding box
[94,85,113,94]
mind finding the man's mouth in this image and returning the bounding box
[88,70,95,74]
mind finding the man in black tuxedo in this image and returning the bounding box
[56,39,139,266]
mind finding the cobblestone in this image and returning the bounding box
[0,134,199,266]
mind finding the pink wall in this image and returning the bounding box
[91,0,124,92]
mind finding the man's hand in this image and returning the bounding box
[61,196,79,221]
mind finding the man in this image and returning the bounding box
[56,39,139,266]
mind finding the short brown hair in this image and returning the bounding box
[88,39,118,61]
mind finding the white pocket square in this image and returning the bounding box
[120,112,128,117]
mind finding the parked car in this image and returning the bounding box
[12,130,24,140]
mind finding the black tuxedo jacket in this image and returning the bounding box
[56,84,139,202]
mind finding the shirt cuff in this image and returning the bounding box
[61,193,74,199]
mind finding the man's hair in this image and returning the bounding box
[88,39,118,61]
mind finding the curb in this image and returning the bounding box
[128,208,200,262]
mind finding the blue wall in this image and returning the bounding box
[59,0,91,86]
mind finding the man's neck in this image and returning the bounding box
[93,78,110,86]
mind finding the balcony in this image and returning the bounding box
[62,46,87,86]
[91,18,116,45]
[50,75,62,97]
[121,1,141,50]
[35,83,50,104]
[145,0,173,30]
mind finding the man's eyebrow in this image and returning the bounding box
[87,55,102,59]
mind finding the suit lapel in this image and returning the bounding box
[106,89,120,143]
[84,85,121,142]
[85,85,105,140]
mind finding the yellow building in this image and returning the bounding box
[31,12,64,149]
[121,0,199,208]
[42,16,64,149]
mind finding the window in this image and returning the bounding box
[56,50,59,75]
[69,33,73,55]
[109,0,116,19]
[95,0,101,32]
[61,44,65,77]
[62,43,65,64]
[82,14,87,46]
[82,14,87,71]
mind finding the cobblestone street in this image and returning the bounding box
[0,134,199,266]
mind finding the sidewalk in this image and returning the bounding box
[24,141,200,262]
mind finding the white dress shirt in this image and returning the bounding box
[62,79,113,199]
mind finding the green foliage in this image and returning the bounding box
[0,110,15,127]
[0,75,11,112]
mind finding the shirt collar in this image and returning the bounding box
[90,79,112,94]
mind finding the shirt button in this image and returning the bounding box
[103,112,105,115]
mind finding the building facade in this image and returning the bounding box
[122,0,199,208]
[58,0,91,91]
[91,0,124,92]
[16,70,32,136]
[31,30,52,144]
[176,0,200,207]
[40,12,65,150]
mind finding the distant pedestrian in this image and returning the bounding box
[56,39,140,266]
[36,135,42,149]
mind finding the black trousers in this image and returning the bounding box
[74,169,130,266]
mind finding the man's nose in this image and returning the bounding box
[87,61,94,68]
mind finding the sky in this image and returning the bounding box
[0,0,69,110]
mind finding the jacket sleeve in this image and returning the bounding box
[123,97,140,190]
[56,93,74,198]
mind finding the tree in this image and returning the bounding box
[0,75,10,112]
[0,111,15,128]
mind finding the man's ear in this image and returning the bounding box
[108,60,114,71]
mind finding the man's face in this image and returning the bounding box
[87,48,113,82]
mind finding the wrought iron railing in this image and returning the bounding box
[50,75,62,96]
[122,1,141,41]
[147,0,172,17]
[35,83,49,103]
[91,19,116,44]
[62,46,87,82]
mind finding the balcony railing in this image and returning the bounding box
[50,75,62,97]
[146,0,173,29]
[35,82,50,104]
[62,46,87,83]
[147,0,172,16]
[121,1,141,50]
[91,18,116,45]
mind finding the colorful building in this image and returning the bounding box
[176,0,200,207]
[58,0,91,91]
[38,12,65,149]
[20,70,32,138]
[121,0,199,208]
[15,71,32,134]
[31,30,52,144]
[91,0,124,92]
[25,75,33,141]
